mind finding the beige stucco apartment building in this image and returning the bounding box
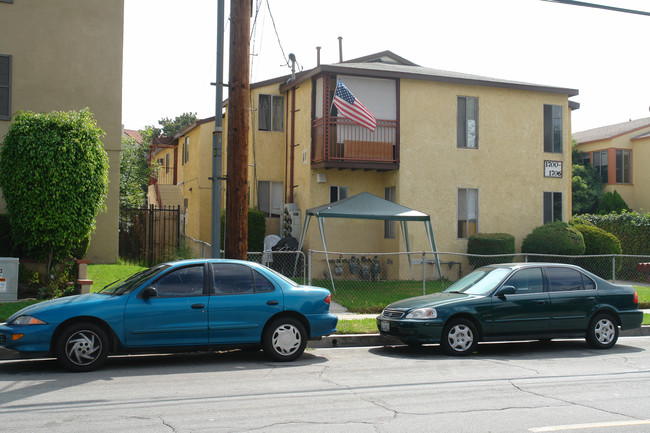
[573,117,650,213]
[149,51,578,277]
[0,0,123,262]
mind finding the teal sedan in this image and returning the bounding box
[377,263,643,355]
[0,259,337,371]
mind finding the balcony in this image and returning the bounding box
[311,117,399,171]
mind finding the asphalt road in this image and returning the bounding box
[1,336,649,432]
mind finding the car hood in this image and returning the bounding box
[385,292,481,311]
[7,293,115,323]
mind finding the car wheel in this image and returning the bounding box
[262,317,307,362]
[441,318,478,356]
[586,313,619,349]
[54,322,109,372]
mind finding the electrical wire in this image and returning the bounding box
[541,0,650,16]
[265,0,291,68]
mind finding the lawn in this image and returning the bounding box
[87,263,148,292]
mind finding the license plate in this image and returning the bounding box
[380,320,390,332]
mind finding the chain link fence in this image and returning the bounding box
[307,250,650,314]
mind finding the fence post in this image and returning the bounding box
[308,250,312,286]
[422,252,426,296]
[612,255,616,282]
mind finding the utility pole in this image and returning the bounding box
[211,0,225,258]
[225,0,251,259]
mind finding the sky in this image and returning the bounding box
[122,0,650,134]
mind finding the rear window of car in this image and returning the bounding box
[212,263,276,295]
[546,267,595,292]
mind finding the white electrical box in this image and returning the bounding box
[0,257,19,302]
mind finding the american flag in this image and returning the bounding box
[333,79,377,132]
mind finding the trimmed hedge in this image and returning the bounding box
[220,208,267,253]
[572,224,622,279]
[521,221,585,259]
[0,214,13,256]
[467,233,515,268]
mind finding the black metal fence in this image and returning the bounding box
[119,206,180,266]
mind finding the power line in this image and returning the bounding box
[542,0,650,16]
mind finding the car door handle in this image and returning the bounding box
[191,304,205,309]
[266,300,279,306]
[536,300,546,305]
[586,297,596,302]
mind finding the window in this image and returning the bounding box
[384,187,396,239]
[616,149,631,184]
[593,150,609,183]
[258,94,284,132]
[543,104,562,153]
[258,180,283,217]
[165,154,170,174]
[212,263,275,295]
[575,152,590,166]
[543,192,562,224]
[546,267,594,292]
[0,1,14,3]
[457,188,478,238]
[182,137,189,164]
[153,266,204,297]
[0,55,11,120]
[457,96,478,148]
[330,185,348,203]
[504,268,544,294]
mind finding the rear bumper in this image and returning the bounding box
[619,310,644,330]
[308,313,338,338]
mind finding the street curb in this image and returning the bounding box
[308,325,650,349]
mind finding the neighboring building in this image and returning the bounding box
[573,118,650,212]
[149,51,578,278]
[0,0,124,263]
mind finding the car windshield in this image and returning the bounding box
[100,264,170,295]
[443,267,512,296]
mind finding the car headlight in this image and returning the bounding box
[11,315,47,325]
[405,308,438,319]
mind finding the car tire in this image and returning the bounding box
[54,322,109,372]
[262,317,307,362]
[441,318,478,356]
[586,313,619,349]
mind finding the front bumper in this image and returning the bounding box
[376,317,444,343]
[0,323,55,353]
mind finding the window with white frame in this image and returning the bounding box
[543,192,562,224]
[457,96,478,149]
[457,188,478,239]
[384,187,396,239]
[0,55,11,120]
[543,104,563,153]
[330,186,348,203]
[258,94,284,132]
[258,181,283,217]
[615,149,631,184]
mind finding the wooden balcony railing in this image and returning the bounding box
[312,117,399,170]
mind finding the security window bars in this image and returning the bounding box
[0,55,11,120]
[457,96,478,149]
[543,104,562,153]
[259,94,284,132]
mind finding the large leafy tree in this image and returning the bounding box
[0,109,108,265]
[572,143,603,215]
[120,135,154,209]
[141,112,198,142]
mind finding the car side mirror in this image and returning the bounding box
[496,286,516,298]
[141,287,158,299]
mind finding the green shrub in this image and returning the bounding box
[598,190,629,214]
[568,216,595,227]
[521,221,585,262]
[0,214,13,256]
[220,208,267,252]
[573,224,622,279]
[467,233,515,268]
[579,212,650,280]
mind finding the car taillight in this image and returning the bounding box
[633,291,639,304]
[324,294,331,304]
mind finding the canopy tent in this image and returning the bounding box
[296,192,443,289]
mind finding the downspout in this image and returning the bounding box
[289,88,296,202]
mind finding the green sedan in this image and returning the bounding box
[377,263,643,355]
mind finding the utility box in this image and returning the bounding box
[0,258,19,302]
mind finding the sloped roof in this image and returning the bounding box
[306,192,430,221]
[123,129,143,143]
[280,50,578,97]
[573,117,650,144]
